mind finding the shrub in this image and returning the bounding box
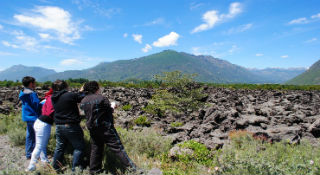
[117,128,172,158]
[216,135,320,175]
[170,122,183,127]
[8,128,26,146]
[178,140,213,166]
[145,71,207,117]
[134,116,151,127]
[0,114,26,146]
[122,104,133,111]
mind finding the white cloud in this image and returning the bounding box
[311,13,320,19]
[14,6,81,44]
[39,33,51,39]
[60,58,83,66]
[192,10,219,33]
[222,2,242,18]
[0,51,16,56]
[2,41,19,48]
[288,13,320,25]
[305,38,317,43]
[123,33,128,38]
[191,42,238,58]
[191,47,205,55]
[145,18,165,26]
[72,0,121,18]
[190,2,204,10]
[0,24,3,30]
[3,30,59,51]
[16,34,37,48]
[153,32,180,47]
[281,55,288,58]
[142,44,152,53]
[132,34,142,44]
[288,17,308,24]
[255,53,263,57]
[225,23,252,34]
[228,45,238,53]
[134,17,167,27]
[192,2,242,33]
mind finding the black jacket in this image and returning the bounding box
[51,90,85,125]
[80,94,114,130]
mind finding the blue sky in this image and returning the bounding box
[0,0,319,72]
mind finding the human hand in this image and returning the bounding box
[111,102,118,109]
[79,85,84,92]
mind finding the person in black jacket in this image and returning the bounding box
[80,81,136,174]
[51,80,85,172]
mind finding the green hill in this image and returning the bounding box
[287,59,320,85]
[41,50,265,83]
[0,65,56,81]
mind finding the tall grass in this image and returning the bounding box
[1,114,320,175]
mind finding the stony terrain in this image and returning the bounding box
[1,86,320,149]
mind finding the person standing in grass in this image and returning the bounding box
[51,80,86,172]
[80,81,137,174]
[26,88,54,172]
[19,76,42,160]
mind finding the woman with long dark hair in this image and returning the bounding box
[51,80,86,172]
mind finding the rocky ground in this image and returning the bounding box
[1,86,320,149]
[0,135,27,172]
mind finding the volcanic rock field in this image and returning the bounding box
[1,86,320,149]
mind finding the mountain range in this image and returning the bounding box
[0,65,56,81]
[286,60,320,85]
[0,50,308,84]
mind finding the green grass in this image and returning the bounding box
[134,116,151,127]
[205,83,320,91]
[170,122,183,127]
[2,80,320,91]
[1,114,320,175]
[122,104,133,111]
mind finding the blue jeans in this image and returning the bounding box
[52,124,85,172]
[26,121,36,159]
[27,119,52,170]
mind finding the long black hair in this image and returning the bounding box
[52,80,68,92]
[83,81,100,94]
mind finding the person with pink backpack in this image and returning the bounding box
[26,87,54,172]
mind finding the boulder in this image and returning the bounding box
[168,146,194,160]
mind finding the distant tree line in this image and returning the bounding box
[1,72,320,91]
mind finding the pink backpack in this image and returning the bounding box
[42,95,54,118]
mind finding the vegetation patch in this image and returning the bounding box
[2,114,320,175]
[170,122,183,128]
[134,116,151,127]
[144,71,207,117]
[122,104,133,111]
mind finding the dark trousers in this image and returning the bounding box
[52,124,85,172]
[26,121,36,159]
[89,122,136,174]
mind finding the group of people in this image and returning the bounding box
[19,76,136,174]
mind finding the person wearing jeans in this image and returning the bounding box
[19,76,42,159]
[80,81,137,174]
[26,88,54,172]
[51,80,85,172]
[54,124,85,170]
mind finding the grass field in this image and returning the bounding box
[1,114,320,175]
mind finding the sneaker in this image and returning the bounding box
[25,166,36,172]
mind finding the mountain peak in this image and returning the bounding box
[0,65,56,81]
[41,50,264,83]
